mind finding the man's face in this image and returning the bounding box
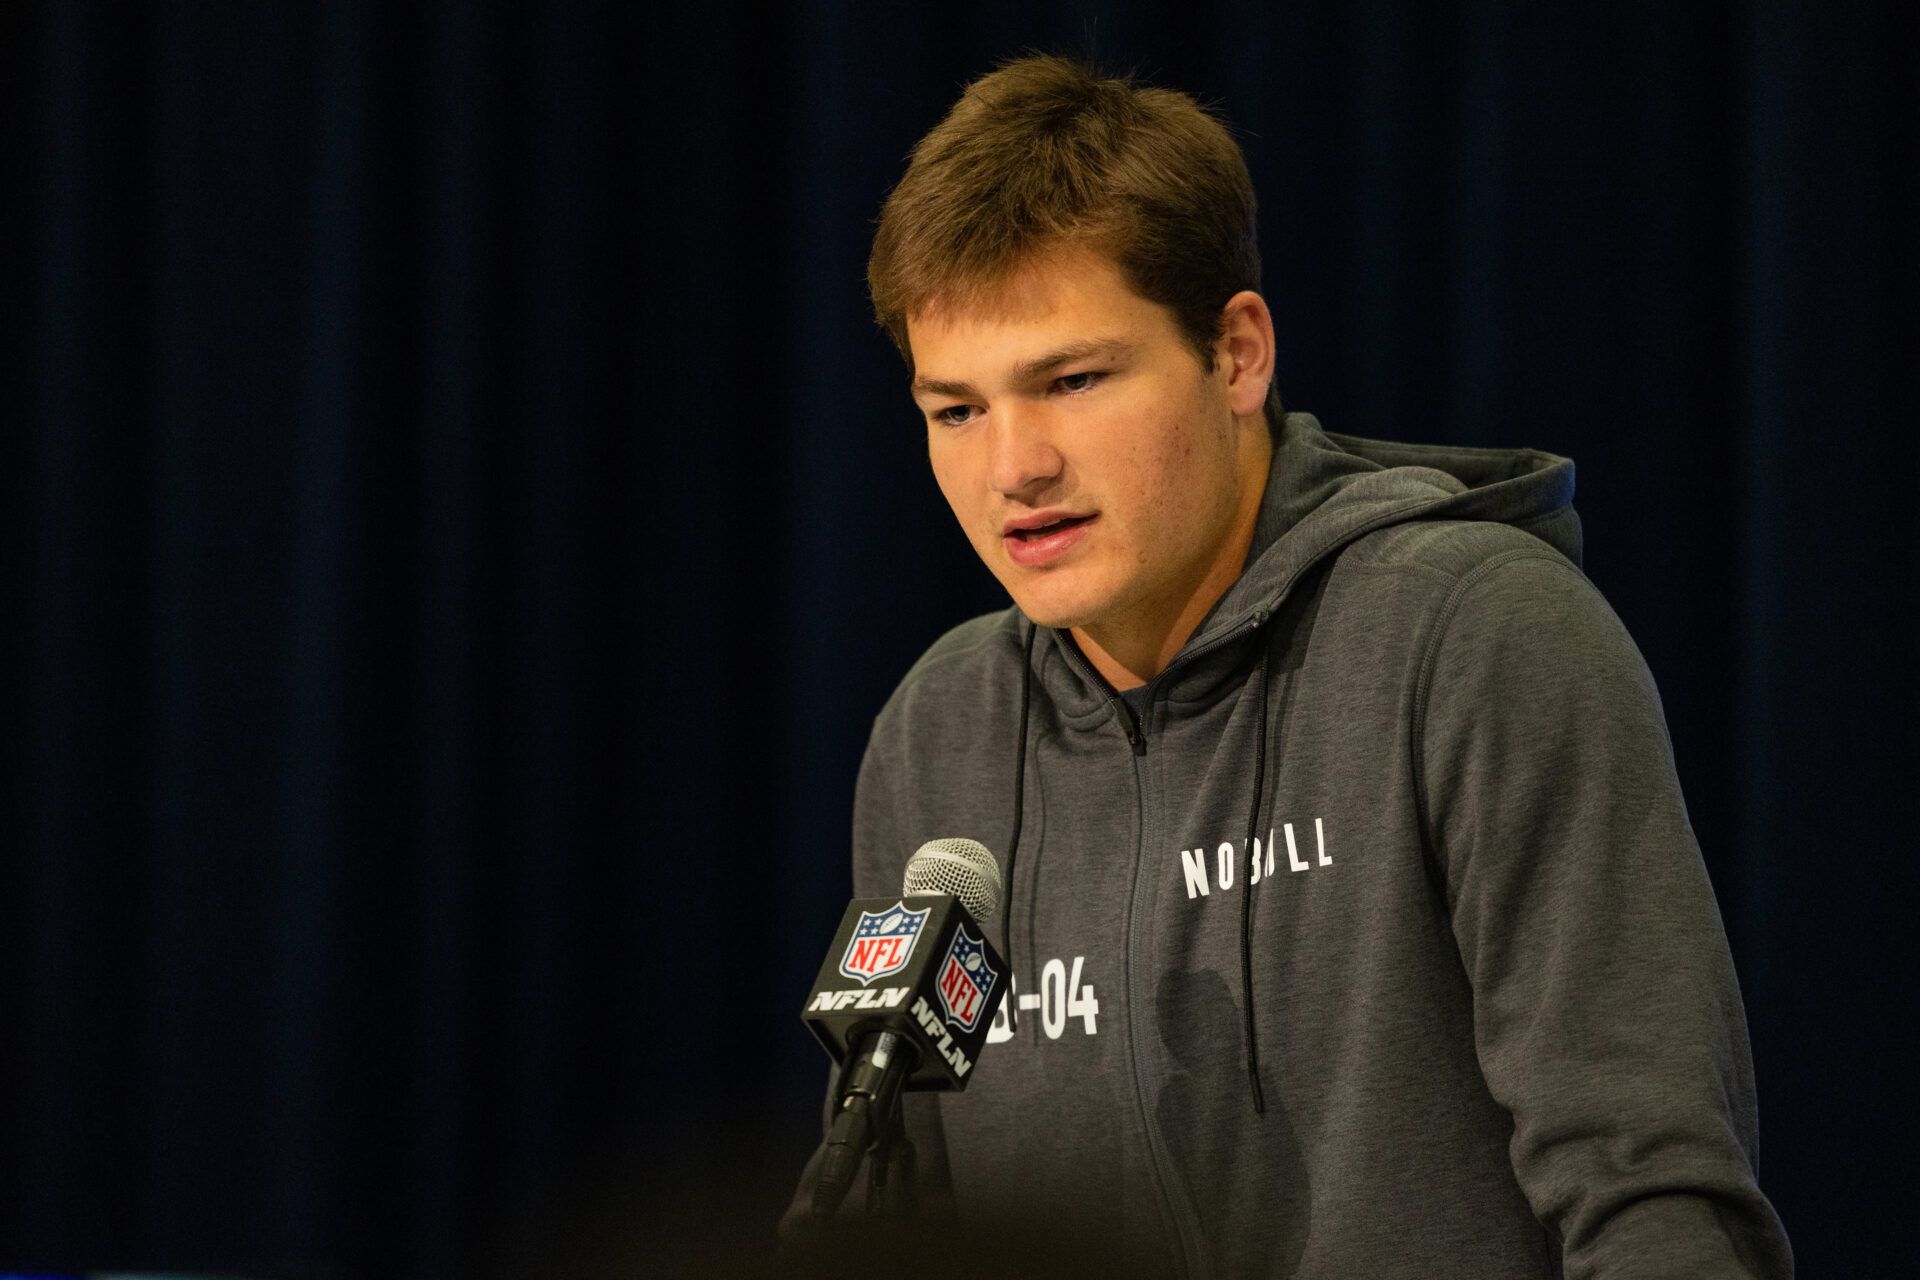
[908,248,1261,638]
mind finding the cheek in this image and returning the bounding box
[927,441,966,509]
[928,442,994,543]
[1099,406,1231,568]
[1114,418,1199,526]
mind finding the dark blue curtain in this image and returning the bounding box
[5,2,1914,1275]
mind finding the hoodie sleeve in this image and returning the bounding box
[778,711,956,1240]
[1417,549,1792,1279]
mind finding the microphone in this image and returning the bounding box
[800,838,1009,1221]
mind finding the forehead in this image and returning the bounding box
[905,247,1179,374]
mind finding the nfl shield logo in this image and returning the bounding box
[838,901,931,986]
[935,925,998,1033]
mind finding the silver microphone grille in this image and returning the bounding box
[902,837,1004,924]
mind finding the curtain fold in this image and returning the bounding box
[5,2,1913,1273]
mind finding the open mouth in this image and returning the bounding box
[1010,514,1095,541]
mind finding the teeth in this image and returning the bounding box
[1019,518,1075,538]
[1010,515,1089,540]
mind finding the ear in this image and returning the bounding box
[1216,290,1276,421]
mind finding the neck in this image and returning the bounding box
[1072,424,1272,692]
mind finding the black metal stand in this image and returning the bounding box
[809,1030,917,1224]
[866,1114,918,1219]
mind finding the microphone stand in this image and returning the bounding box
[866,1106,918,1219]
[810,1030,918,1224]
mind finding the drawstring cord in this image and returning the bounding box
[1239,614,1275,1114]
[1003,622,1038,968]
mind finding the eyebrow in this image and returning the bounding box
[910,338,1134,401]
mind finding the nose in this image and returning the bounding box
[985,403,1064,501]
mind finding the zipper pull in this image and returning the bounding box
[1114,695,1148,755]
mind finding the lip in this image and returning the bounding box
[1002,512,1098,568]
[1001,509,1094,537]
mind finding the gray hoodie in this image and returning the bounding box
[791,413,1791,1279]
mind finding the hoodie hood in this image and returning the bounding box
[1233,413,1581,609]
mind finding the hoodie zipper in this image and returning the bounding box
[1117,693,1148,754]
[1058,641,1189,1274]
[1056,620,1265,1279]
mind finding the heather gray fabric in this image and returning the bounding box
[788,413,1791,1278]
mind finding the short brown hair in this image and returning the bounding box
[868,54,1281,424]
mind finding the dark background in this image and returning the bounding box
[4,1,1914,1275]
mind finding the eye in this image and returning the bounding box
[931,404,979,428]
[1054,371,1105,394]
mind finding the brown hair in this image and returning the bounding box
[868,54,1282,425]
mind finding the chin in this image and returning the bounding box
[1004,580,1107,631]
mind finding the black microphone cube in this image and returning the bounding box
[801,894,1008,1090]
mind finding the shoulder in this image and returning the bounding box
[1338,517,1583,586]
[1317,517,1640,708]
[867,606,1028,745]
[889,606,1026,703]
[1400,528,1658,744]
[1314,519,1604,661]
[900,605,1025,676]
[855,608,1030,856]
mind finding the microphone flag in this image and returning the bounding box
[801,894,1008,1090]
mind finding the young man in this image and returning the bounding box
[790,56,1791,1278]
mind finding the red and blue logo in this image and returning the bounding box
[935,925,998,1033]
[838,902,931,986]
